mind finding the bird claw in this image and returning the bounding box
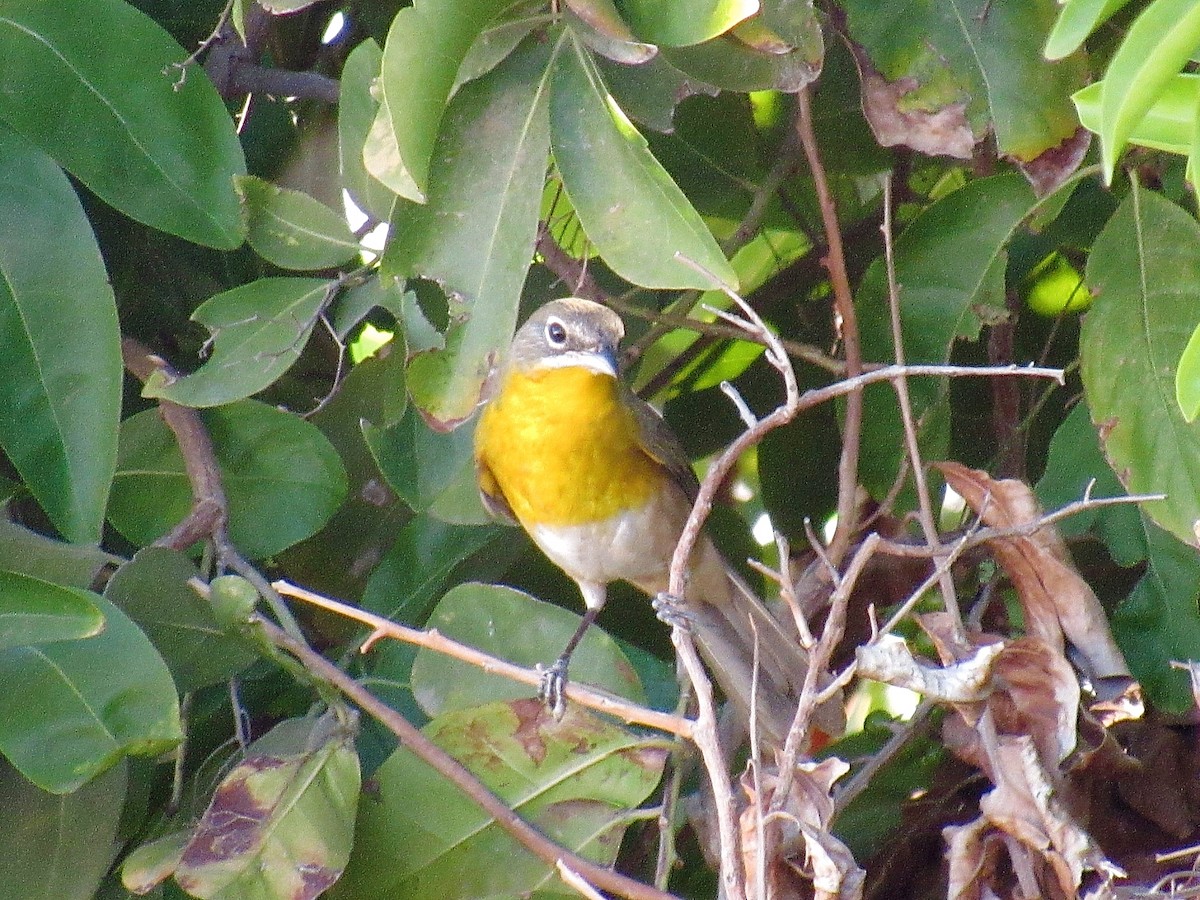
[653,592,693,631]
[536,657,570,719]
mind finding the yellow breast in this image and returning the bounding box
[474,366,664,527]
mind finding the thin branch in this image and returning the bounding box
[121,338,229,552]
[272,580,695,740]
[796,87,863,565]
[881,175,964,636]
[258,617,679,900]
[872,489,1165,560]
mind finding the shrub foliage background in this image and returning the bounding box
[1,0,1200,897]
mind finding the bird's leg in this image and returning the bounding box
[538,605,603,717]
[652,591,695,631]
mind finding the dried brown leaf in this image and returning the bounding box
[740,759,864,900]
[978,736,1120,898]
[855,633,1002,702]
[937,463,1133,683]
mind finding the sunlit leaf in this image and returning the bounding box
[387,37,552,428]
[551,34,737,289]
[619,0,757,46]
[410,583,645,716]
[1045,0,1134,60]
[175,716,360,900]
[338,38,397,224]
[371,0,511,202]
[334,700,666,899]
[1097,0,1200,180]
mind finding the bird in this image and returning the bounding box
[473,297,835,749]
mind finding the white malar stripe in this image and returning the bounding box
[533,350,616,378]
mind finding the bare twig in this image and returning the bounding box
[881,175,964,637]
[872,490,1165,559]
[272,580,695,739]
[796,87,863,565]
[664,258,809,900]
[259,617,679,900]
[122,338,229,552]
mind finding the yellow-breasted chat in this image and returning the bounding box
[474,297,832,748]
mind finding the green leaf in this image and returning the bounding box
[1112,518,1200,713]
[597,53,719,133]
[618,0,757,46]
[565,0,656,64]
[372,0,511,202]
[1045,0,1134,60]
[663,31,821,92]
[0,126,120,544]
[842,0,1087,164]
[1036,402,1145,567]
[1081,187,1200,546]
[0,597,180,793]
[144,277,331,408]
[0,570,104,650]
[360,517,504,623]
[338,39,396,224]
[0,520,115,589]
[333,700,666,899]
[237,176,359,271]
[1074,75,1200,156]
[857,174,1038,501]
[363,407,489,525]
[0,0,245,248]
[104,548,259,693]
[410,583,645,716]
[386,37,552,428]
[551,33,737,289]
[174,716,360,900]
[109,400,348,559]
[1177,322,1200,421]
[1097,0,1200,180]
[0,758,126,900]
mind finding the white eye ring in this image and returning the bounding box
[545,318,567,347]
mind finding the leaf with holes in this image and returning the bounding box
[144,278,331,408]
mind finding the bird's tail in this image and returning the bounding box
[657,536,845,751]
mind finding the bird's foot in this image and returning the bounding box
[652,592,694,632]
[536,656,570,719]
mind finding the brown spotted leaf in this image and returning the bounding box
[335,699,668,898]
[174,715,360,900]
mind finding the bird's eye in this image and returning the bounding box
[545,319,567,347]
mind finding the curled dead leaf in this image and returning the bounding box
[740,759,864,900]
[855,633,1002,703]
[936,462,1135,685]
